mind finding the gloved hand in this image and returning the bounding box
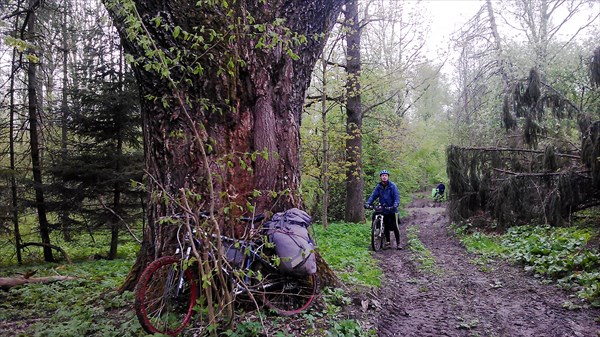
[364,203,371,209]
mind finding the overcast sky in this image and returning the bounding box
[423,0,482,53]
[417,0,600,76]
[421,0,600,51]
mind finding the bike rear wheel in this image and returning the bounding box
[371,218,384,251]
[135,256,197,336]
[262,272,317,315]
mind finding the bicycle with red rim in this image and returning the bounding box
[134,212,318,336]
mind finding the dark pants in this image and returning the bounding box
[372,213,399,245]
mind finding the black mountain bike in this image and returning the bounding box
[134,213,318,336]
[365,204,387,251]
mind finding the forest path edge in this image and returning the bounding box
[373,194,600,337]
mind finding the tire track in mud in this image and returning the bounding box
[374,197,600,337]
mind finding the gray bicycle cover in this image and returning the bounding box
[266,208,317,275]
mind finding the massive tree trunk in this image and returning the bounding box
[103,0,344,289]
[344,0,365,223]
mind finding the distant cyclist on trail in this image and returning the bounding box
[435,181,445,200]
[365,170,401,250]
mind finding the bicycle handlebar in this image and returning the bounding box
[364,204,394,212]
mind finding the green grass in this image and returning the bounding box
[0,218,142,268]
[406,225,441,275]
[0,253,142,336]
[0,220,382,336]
[460,231,504,257]
[313,222,382,288]
[0,224,143,337]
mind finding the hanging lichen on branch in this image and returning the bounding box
[448,50,600,228]
[504,67,581,148]
[447,145,598,228]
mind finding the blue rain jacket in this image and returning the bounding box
[366,181,400,214]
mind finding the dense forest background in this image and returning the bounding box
[1,0,600,336]
[0,0,598,276]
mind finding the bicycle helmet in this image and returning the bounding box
[379,169,390,176]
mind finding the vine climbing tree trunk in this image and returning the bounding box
[102,0,345,290]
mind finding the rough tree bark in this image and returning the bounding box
[344,0,365,223]
[102,0,345,290]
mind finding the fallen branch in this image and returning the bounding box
[20,242,72,264]
[492,168,591,177]
[462,147,580,159]
[0,276,78,290]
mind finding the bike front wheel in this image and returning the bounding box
[134,256,197,336]
[262,272,317,316]
[371,218,384,251]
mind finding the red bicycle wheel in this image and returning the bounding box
[134,256,197,336]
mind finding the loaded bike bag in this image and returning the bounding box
[265,208,317,275]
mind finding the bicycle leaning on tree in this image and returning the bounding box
[134,212,318,336]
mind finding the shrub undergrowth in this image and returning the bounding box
[0,257,142,336]
[453,223,600,307]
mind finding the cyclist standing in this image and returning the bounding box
[365,170,401,250]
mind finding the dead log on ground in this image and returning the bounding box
[0,276,78,290]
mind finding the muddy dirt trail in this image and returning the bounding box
[373,195,600,337]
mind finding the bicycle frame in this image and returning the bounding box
[161,231,262,306]
[135,213,318,336]
[373,216,384,251]
[367,205,386,251]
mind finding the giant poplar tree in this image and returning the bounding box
[102,0,345,287]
